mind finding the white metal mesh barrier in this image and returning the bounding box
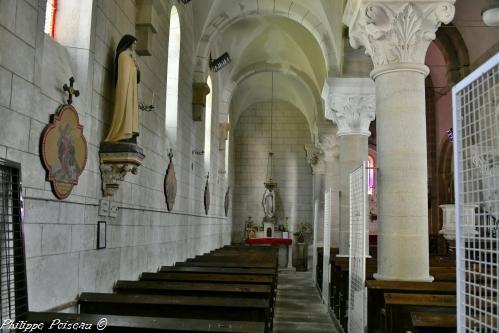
[453,52,499,332]
[348,161,368,333]
[323,189,332,303]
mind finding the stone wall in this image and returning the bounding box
[232,101,313,242]
[0,0,230,311]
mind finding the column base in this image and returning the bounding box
[373,273,434,282]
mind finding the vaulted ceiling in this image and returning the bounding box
[190,0,346,138]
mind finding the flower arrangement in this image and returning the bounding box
[294,223,310,243]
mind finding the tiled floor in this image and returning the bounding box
[273,269,339,333]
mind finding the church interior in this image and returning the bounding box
[0,0,498,332]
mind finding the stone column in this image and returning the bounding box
[318,134,340,304]
[305,145,326,285]
[344,0,455,281]
[323,78,375,255]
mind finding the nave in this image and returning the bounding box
[273,270,338,333]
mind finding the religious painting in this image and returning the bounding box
[224,186,230,217]
[164,150,177,212]
[204,174,210,215]
[41,104,87,199]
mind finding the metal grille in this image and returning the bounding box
[323,189,332,303]
[348,161,368,333]
[0,159,28,327]
[453,53,499,332]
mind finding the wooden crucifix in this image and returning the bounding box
[63,77,80,105]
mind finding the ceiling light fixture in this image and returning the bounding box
[209,52,231,72]
[264,72,277,192]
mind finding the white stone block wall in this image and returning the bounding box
[0,0,230,311]
[232,101,313,241]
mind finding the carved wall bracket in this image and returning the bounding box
[99,143,145,197]
[192,82,211,121]
[305,144,326,175]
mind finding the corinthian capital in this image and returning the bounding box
[322,77,375,136]
[344,1,455,69]
[305,145,326,175]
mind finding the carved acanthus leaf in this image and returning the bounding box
[348,1,455,66]
[330,95,376,136]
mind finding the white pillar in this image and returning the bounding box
[305,145,326,284]
[345,0,455,281]
[323,78,375,255]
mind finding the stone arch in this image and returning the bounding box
[227,65,322,141]
[434,24,471,87]
[193,4,337,82]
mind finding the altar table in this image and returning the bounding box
[245,238,293,268]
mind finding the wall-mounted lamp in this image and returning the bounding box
[209,52,231,72]
[482,6,499,26]
[139,91,155,112]
[138,101,154,112]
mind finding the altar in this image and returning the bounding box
[245,237,293,268]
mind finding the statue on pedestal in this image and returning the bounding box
[262,188,277,226]
[104,34,141,143]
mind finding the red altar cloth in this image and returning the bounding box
[245,238,292,245]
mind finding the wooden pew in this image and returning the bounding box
[383,293,456,333]
[159,266,275,276]
[141,272,274,285]
[75,246,278,333]
[175,261,277,270]
[114,280,272,299]
[410,311,456,333]
[366,280,456,333]
[330,255,457,330]
[20,312,266,333]
[316,247,323,292]
[79,293,271,332]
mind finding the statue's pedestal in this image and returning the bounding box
[99,142,145,197]
[439,204,478,257]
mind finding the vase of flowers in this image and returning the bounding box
[293,223,310,271]
[294,223,310,243]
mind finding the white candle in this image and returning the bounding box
[151,91,155,106]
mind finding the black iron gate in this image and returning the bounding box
[0,159,28,326]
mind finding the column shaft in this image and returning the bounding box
[339,135,369,254]
[373,69,432,281]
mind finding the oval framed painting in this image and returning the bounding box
[164,150,176,212]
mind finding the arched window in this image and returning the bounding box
[44,0,57,38]
[165,6,180,145]
[368,155,375,195]
[204,76,213,171]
